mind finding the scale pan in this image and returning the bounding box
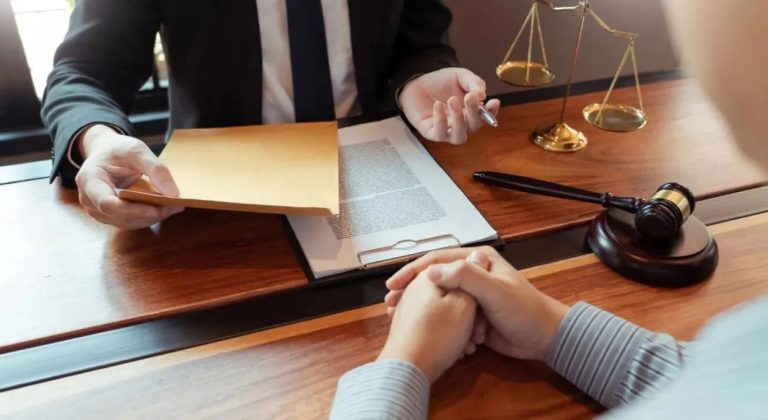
[496,61,555,87]
[583,103,647,132]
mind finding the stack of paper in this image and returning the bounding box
[288,117,498,279]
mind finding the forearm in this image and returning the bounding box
[546,302,689,408]
[44,69,137,186]
[42,0,159,185]
[330,360,430,420]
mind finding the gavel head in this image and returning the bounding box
[634,183,696,239]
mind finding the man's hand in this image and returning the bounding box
[74,124,184,230]
[377,272,477,383]
[399,67,501,145]
[385,247,569,361]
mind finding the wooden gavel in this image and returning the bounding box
[473,171,695,239]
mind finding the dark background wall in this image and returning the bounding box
[444,0,681,95]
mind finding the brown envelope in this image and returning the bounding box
[118,122,339,216]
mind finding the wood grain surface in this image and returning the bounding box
[0,181,307,352]
[3,213,768,420]
[427,78,767,239]
[1,78,765,353]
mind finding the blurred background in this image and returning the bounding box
[9,0,168,99]
[446,0,679,95]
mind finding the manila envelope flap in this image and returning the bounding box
[118,122,339,216]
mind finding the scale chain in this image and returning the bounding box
[596,42,633,124]
[501,5,535,65]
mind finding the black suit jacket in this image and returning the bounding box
[43,0,458,185]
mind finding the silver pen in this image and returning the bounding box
[478,103,498,128]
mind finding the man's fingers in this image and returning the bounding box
[466,249,491,270]
[463,93,485,133]
[456,69,487,100]
[103,205,182,230]
[427,259,504,308]
[384,290,403,308]
[79,167,118,208]
[98,196,161,220]
[425,101,449,142]
[386,248,480,291]
[77,177,117,226]
[159,206,186,219]
[471,313,487,345]
[131,148,180,197]
[386,247,498,291]
[485,99,501,117]
[80,194,112,226]
[447,96,468,144]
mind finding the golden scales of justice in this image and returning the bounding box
[497,0,647,152]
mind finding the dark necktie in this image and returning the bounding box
[285,0,336,122]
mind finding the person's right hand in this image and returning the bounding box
[386,247,570,361]
[74,124,184,230]
[378,271,477,383]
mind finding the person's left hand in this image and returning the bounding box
[399,68,501,145]
[385,247,569,361]
[377,271,477,383]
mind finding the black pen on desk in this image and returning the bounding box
[479,103,498,128]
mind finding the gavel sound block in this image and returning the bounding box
[474,171,719,287]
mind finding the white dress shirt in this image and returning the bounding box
[256,0,360,124]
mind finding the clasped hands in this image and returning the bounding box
[74,67,499,230]
[379,246,569,383]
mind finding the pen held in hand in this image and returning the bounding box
[478,103,498,128]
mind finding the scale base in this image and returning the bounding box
[587,209,718,287]
[532,122,587,152]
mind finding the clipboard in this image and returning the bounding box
[283,217,505,287]
[283,116,502,287]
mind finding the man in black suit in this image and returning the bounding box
[43,0,501,230]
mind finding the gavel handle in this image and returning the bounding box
[473,171,643,213]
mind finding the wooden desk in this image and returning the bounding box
[431,78,766,239]
[3,213,768,419]
[1,77,765,354]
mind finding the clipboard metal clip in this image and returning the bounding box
[357,234,461,270]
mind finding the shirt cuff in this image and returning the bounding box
[330,359,430,420]
[545,302,652,408]
[66,123,126,170]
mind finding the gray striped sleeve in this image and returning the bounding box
[614,334,688,405]
[329,359,429,420]
[546,302,688,408]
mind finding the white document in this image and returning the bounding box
[287,117,498,279]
